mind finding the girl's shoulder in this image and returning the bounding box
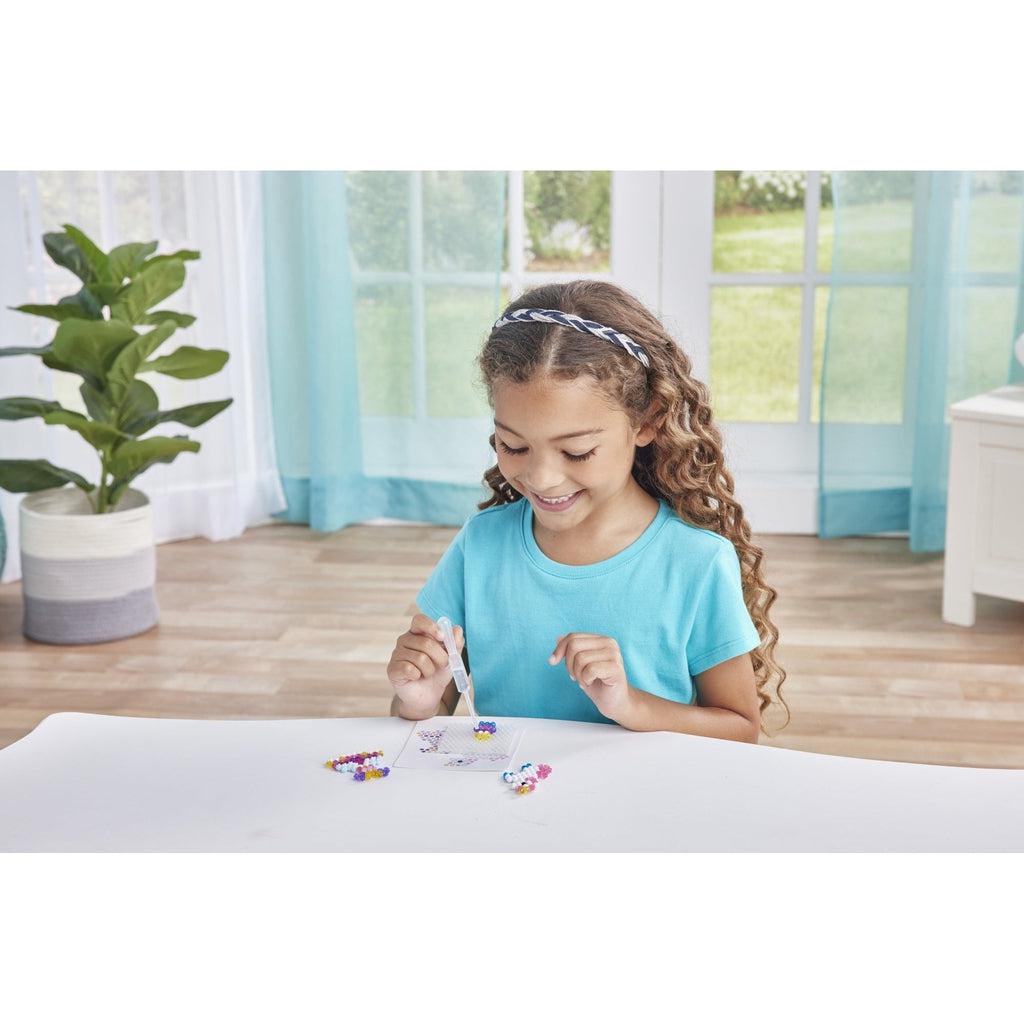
[658,502,738,563]
[458,499,524,541]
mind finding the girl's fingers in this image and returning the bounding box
[390,659,422,683]
[410,614,444,640]
[548,634,567,664]
[400,633,448,667]
[576,658,620,686]
[565,639,614,680]
[549,633,605,669]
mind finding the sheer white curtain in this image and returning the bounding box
[0,171,285,583]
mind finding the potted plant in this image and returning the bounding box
[0,224,232,644]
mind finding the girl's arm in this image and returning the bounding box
[551,633,761,741]
[617,652,761,742]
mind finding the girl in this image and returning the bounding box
[387,281,787,742]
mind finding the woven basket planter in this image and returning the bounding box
[19,486,158,645]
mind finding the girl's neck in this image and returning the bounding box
[531,480,661,566]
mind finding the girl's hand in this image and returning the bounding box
[549,632,634,721]
[388,613,464,716]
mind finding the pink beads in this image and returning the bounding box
[502,762,552,795]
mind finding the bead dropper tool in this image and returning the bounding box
[437,615,477,719]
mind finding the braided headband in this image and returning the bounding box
[492,308,651,369]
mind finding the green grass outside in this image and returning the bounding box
[356,194,1021,423]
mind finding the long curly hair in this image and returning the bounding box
[476,280,789,735]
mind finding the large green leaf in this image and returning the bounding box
[109,260,186,324]
[108,241,159,282]
[43,410,132,449]
[12,303,83,322]
[11,284,105,322]
[80,382,114,422]
[108,435,200,479]
[62,224,112,282]
[140,345,229,379]
[124,398,233,436]
[0,459,94,493]
[0,397,65,420]
[50,317,138,386]
[41,348,82,377]
[140,250,200,272]
[117,380,159,433]
[106,320,178,400]
[74,282,123,307]
[43,231,93,284]
[139,309,196,328]
[106,435,200,508]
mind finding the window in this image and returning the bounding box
[709,170,831,424]
[349,171,659,484]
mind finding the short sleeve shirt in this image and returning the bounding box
[417,497,760,724]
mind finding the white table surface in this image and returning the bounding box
[1,712,1021,851]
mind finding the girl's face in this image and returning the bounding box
[491,375,656,532]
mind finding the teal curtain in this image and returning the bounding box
[262,171,507,530]
[819,171,1024,552]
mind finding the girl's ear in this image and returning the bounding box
[633,402,664,448]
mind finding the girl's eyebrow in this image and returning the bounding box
[494,420,605,442]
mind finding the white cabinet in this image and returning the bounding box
[943,385,1024,626]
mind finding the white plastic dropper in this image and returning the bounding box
[437,615,477,720]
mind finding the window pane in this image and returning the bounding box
[345,172,410,273]
[423,171,506,273]
[954,286,1019,402]
[710,286,801,422]
[952,172,1024,274]
[355,284,413,415]
[713,171,807,273]
[425,286,500,417]
[524,171,610,272]
[821,286,907,423]
[823,172,914,274]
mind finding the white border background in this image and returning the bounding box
[3,1,1022,1020]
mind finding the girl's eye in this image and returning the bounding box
[497,440,596,463]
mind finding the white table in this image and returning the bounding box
[944,384,1024,625]
[0,713,1022,851]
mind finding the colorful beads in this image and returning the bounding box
[502,762,552,795]
[325,751,389,781]
[417,729,446,753]
[473,720,497,741]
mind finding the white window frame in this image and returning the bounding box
[357,171,659,485]
[661,172,822,530]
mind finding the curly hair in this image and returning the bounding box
[476,280,789,735]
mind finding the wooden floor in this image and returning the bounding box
[1,523,1023,767]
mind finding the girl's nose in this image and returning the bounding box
[520,450,573,494]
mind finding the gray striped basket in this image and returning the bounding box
[19,486,159,645]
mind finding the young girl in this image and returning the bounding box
[387,280,787,741]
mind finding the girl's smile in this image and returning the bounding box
[530,488,585,512]
[491,376,658,541]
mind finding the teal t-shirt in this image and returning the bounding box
[416,497,761,725]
